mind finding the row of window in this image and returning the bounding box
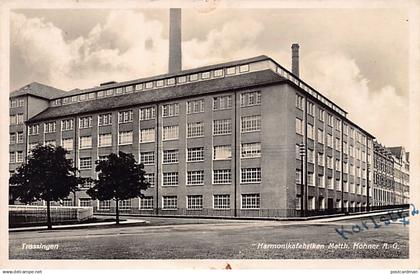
[295,196,367,211]
[9,132,24,144]
[53,64,252,107]
[10,98,24,108]
[10,114,24,125]
[9,151,24,163]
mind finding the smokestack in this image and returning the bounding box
[291,43,300,77]
[169,8,182,73]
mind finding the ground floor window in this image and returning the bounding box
[139,197,154,210]
[62,198,73,206]
[118,199,131,210]
[98,200,111,211]
[187,195,203,210]
[162,196,177,210]
[241,194,260,209]
[213,194,230,209]
[79,198,92,207]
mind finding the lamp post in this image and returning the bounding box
[299,143,306,217]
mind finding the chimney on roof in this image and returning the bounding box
[168,8,182,73]
[291,43,300,77]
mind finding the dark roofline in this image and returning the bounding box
[10,82,67,99]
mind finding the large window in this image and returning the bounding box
[28,124,39,135]
[213,119,232,135]
[98,113,112,126]
[187,195,203,210]
[241,194,260,209]
[162,103,179,117]
[162,196,177,209]
[162,172,178,186]
[317,129,324,144]
[241,168,261,183]
[139,197,154,210]
[295,118,303,135]
[296,94,304,109]
[213,145,231,160]
[140,151,155,165]
[9,152,15,163]
[118,200,131,210]
[61,119,74,131]
[79,116,92,129]
[140,107,156,120]
[241,143,261,158]
[327,134,333,147]
[9,133,16,144]
[213,194,230,209]
[213,95,232,110]
[187,170,204,185]
[118,131,133,145]
[187,147,204,162]
[98,200,111,211]
[163,150,178,164]
[307,102,314,116]
[16,151,24,163]
[62,138,73,151]
[241,115,261,132]
[240,91,261,107]
[163,125,179,141]
[140,128,155,143]
[98,133,112,147]
[17,132,23,144]
[79,198,92,207]
[187,99,204,114]
[44,122,56,133]
[118,110,133,123]
[187,122,204,138]
[145,173,155,187]
[307,124,314,139]
[79,157,92,169]
[79,136,92,149]
[17,114,24,125]
[213,169,231,184]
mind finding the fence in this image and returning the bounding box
[9,205,94,227]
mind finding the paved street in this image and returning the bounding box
[9,215,409,259]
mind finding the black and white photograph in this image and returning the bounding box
[2,0,420,270]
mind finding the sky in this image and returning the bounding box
[9,8,410,148]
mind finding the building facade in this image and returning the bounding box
[372,142,395,206]
[11,54,406,217]
[388,146,410,204]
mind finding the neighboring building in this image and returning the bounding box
[388,146,410,204]
[372,142,395,206]
[9,52,380,217]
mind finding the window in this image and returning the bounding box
[213,119,231,135]
[98,133,112,147]
[79,198,92,207]
[295,170,301,184]
[241,115,261,132]
[163,150,178,164]
[189,74,199,81]
[318,174,325,188]
[62,198,73,206]
[343,123,348,135]
[187,122,204,138]
[335,159,341,171]
[296,94,304,109]
[79,116,92,129]
[118,131,133,145]
[241,194,260,209]
[118,200,131,210]
[79,94,87,101]
[98,113,112,126]
[335,138,341,151]
[186,99,204,114]
[16,151,24,163]
[307,149,314,163]
[327,134,333,147]
[140,128,155,143]
[61,119,74,131]
[318,152,324,166]
[308,172,315,186]
[213,145,231,160]
[140,151,154,165]
[327,156,333,169]
[139,197,153,210]
[17,114,24,125]
[307,124,314,139]
[116,87,123,94]
[239,64,249,73]
[9,152,15,163]
[187,170,204,185]
[163,125,179,141]
[327,113,333,126]
[80,157,92,169]
[327,177,333,189]
[241,143,261,158]
[118,110,133,123]
[296,118,303,135]
[162,196,178,209]
[105,89,114,96]
[213,194,230,209]
[145,82,153,89]
[241,168,261,183]
[296,195,302,210]
[318,108,325,121]
[140,107,156,120]
[28,124,39,135]
[145,173,155,187]
[317,129,324,144]
[62,138,73,151]
[135,84,143,91]
[213,169,231,184]
[186,195,203,210]
[188,147,204,162]
[162,103,179,117]
[44,122,56,133]
[79,136,92,149]
[213,95,232,110]
[214,69,224,77]
[88,92,95,99]
[98,200,111,211]
[335,118,341,131]
[167,78,176,85]
[162,172,178,186]
[10,99,17,108]
[307,102,314,116]
[10,115,16,125]
[226,66,236,75]
[240,91,261,107]
[10,133,16,144]
[178,76,187,83]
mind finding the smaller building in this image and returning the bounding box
[388,146,410,204]
[372,142,395,206]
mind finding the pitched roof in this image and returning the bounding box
[28,69,285,122]
[388,146,403,158]
[10,82,67,99]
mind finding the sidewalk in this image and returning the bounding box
[9,218,148,232]
[304,208,408,223]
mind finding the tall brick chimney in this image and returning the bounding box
[291,43,300,77]
[169,8,182,73]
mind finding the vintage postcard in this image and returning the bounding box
[1,0,419,271]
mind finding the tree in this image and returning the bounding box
[9,145,80,229]
[86,151,149,224]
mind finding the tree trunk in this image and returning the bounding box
[46,199,52,229]
[115,198,119,225]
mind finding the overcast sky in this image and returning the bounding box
[10,8,410,148]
